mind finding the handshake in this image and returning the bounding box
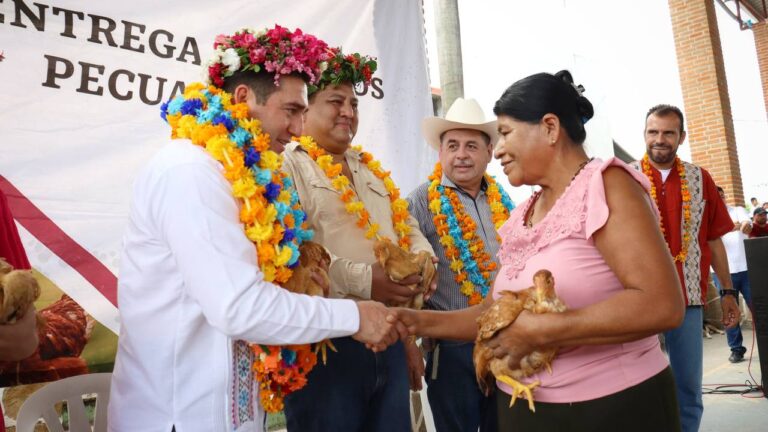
[351,301,417,352]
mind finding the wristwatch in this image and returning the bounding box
[720,288,738,298]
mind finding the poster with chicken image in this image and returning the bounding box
[0,0,433,427]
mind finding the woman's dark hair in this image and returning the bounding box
[493,70,594,144]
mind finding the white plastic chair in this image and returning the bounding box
[15,373,112,432]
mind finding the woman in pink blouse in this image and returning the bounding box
[399,71,684,431]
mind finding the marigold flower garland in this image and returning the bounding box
[428,163,515,305]
[161,83,317,413]
[297,135,413,250]
[642,154,692,263]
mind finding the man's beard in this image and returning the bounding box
[647,145,677,165]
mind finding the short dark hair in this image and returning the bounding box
[751,197,758,201]
[646,104,685,134]
[223,70,307,105]
[493,70,594,145]
[717,186,724,193]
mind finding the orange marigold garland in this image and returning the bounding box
[252,344,317,412]
[163,83,320,414]
[297,135,413,250]
[428,163,515,305]
[642,154,692,263]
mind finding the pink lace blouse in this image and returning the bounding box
[493,158,669,403]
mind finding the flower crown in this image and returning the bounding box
[205,25,331,87]
[308,47,377,95]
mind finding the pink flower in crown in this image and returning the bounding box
[232,31,256,50]
[266,25,290,44]
[263,60,278,73]
[204,25,330,87]
[249,47,266,65]
[213,34,228,49]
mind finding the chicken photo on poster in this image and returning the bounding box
[0,260,118,426]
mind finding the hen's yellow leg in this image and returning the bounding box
[313,339,338,364]
[496,375,540,412]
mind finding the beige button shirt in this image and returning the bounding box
[282,141,434,300]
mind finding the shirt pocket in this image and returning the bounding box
[308,178,346,228]
[366,180,390,198]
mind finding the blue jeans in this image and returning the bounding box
[425,341,497,432]
[663,306,703,432]
[723,271,753,355]
[284,337,410,432]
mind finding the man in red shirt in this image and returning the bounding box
[639,104,740,432]
[750,208,768,238]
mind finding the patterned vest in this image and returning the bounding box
[631,160,706,305]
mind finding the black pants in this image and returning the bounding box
[496,367,680,432]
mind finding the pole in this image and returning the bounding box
[434,0,464,113]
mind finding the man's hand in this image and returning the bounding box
[353,301,410,352]
[739,220,752,234]
[0,305,39,361]
[309,268,330,298]
[371,262,421,306]
[422,256,439,302]
[404,339,425,391]
[721,294,741,329]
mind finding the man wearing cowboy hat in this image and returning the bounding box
[406,97,514,432]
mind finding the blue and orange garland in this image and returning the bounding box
[428,163,514,305]
[161,83,315,413]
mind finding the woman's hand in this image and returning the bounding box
[483,311,545,368]
[392,307,421,337]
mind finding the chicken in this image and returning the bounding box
[473,269,566,412]
[281,241,336,363]
[281,241,331,297]
[0,258,41,324]
[372,237,435,309]
[0,294,90,386]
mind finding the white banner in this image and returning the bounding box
[0,0,434,332]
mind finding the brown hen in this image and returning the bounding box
[281,241,336,362]
[372,238,435,309]
[473,269,566,412]
[281,241,331,297]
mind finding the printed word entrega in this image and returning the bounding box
[2,0,198,105]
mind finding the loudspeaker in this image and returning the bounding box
[744,237,768,398]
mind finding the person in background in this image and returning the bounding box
[712,186,752,363]
[638,104,740,432]
[406,97,514,431]
[750,208,768,238]
[747,196,759,212]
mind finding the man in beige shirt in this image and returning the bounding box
[282,49,435,431]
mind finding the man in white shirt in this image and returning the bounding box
[109,26,405,432]
[714,186,753,363]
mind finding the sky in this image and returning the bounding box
[423,0,768,205]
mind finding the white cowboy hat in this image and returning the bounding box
[422,97,497,151]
